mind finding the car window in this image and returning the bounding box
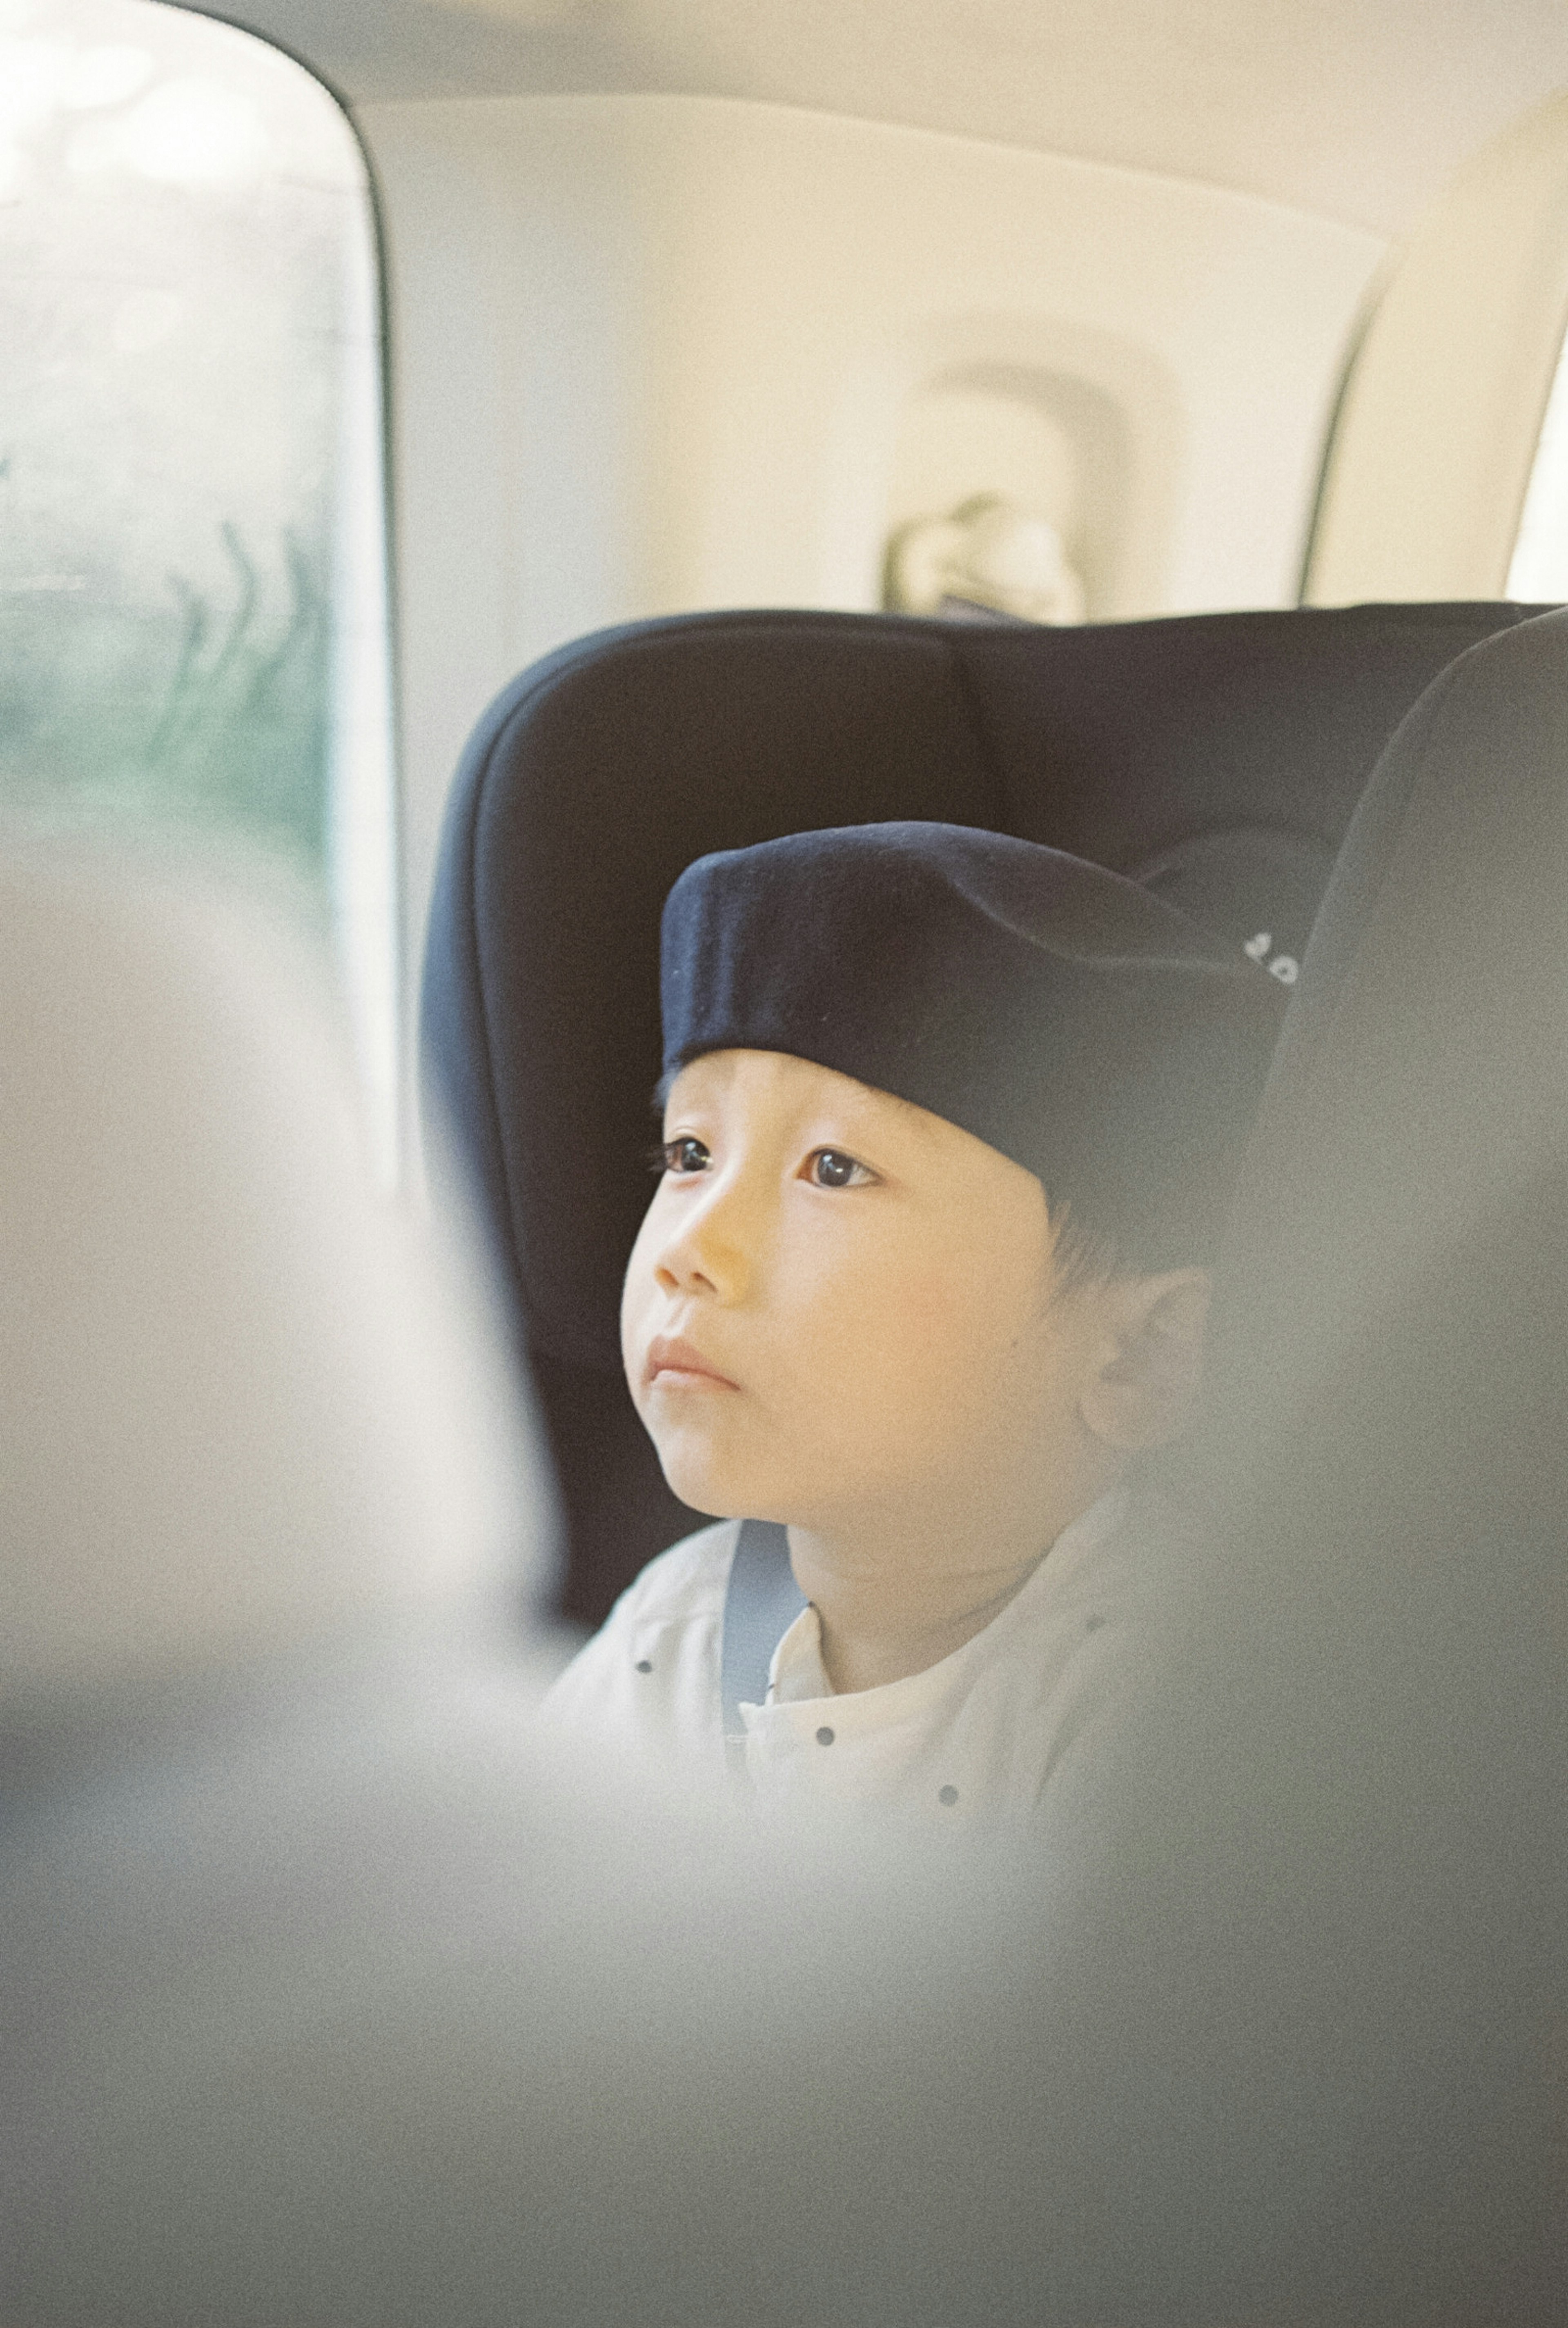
[0,0,396,1170]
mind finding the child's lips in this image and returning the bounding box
[644,1334,740,1392]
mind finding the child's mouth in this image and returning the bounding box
[644,1334,740,1392]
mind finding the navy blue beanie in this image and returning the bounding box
[660,822,1287,1270]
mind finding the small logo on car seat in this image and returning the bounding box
[1244,931,1298,985]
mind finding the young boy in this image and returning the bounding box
[543,822,1286,1816]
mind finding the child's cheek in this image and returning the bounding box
[817,1243,987,1368]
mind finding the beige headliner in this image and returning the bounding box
[211,0,1568,236]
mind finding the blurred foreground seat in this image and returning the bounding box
[0,849,553,1720]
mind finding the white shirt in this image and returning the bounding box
[542,1485,1194,1821]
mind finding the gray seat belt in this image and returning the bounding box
[720,1518,807,1779]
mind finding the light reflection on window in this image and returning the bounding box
[0,0,397,1175]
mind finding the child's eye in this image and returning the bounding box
[654,1135,710,1176]
[806,1147,875,1189]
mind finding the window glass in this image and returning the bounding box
[0,0,396,1170]
[1506,319,1568,603]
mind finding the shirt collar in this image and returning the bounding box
[757,1483,1130,1718]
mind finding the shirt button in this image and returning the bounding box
[938,1785,959,1807]
[815,1726,835,1746]
[634,1659,653,1673]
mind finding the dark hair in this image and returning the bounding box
[1045,1203,1128,1295]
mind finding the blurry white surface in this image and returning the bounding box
[0,844,551,1718]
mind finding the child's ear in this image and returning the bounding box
[1078,1270,1212,1452]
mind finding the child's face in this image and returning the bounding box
[621,1048,1116,1537]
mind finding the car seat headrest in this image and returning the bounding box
[1203,603,1568,1504]
[0,847,554,1726]
[1129,825,1336,984]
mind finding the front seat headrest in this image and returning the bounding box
[0,846,553,1726]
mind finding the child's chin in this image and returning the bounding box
[653,1435,765,1522]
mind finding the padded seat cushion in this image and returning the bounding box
[424,599,1548,1620]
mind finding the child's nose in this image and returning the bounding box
[652,1179,754,1303]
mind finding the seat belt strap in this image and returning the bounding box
[720,1518,807,1779]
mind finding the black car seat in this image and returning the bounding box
[422,599,1551,1626]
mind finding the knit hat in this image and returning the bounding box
[660,822,1287,1268]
